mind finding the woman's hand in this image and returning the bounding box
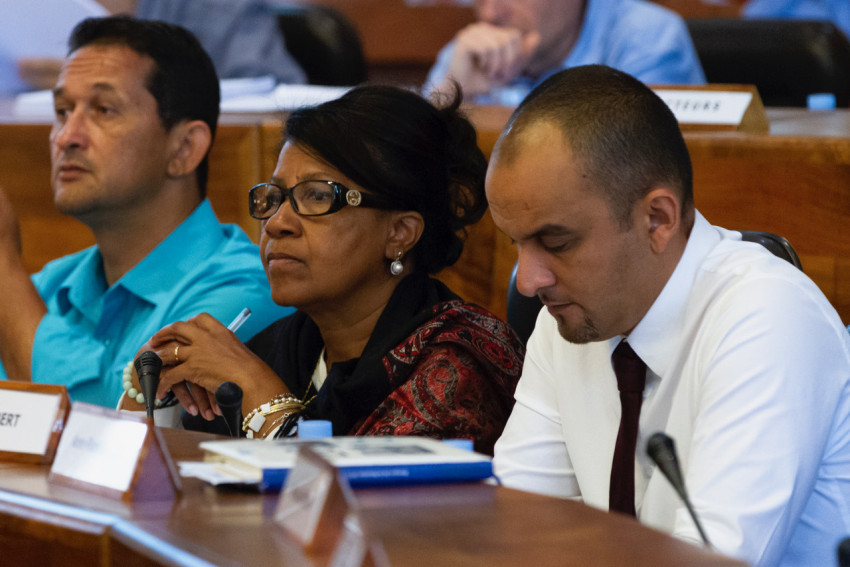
[141,313,287,422]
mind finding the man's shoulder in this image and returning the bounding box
[614,0,688,25]
[691,228,847,342]
[598,0,691,47]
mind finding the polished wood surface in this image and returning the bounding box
[0,428,745,567]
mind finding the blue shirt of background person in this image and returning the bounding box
[425,0,705,106]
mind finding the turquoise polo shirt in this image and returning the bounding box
[0,200,292,406]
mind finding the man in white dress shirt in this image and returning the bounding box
[486,64,850,567]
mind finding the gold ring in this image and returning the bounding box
[174,344,180,363]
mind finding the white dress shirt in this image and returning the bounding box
[494,212,850,567]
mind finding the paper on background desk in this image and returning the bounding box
[179,460,261,486]
[13,80,350,117]
[220,83,351,113]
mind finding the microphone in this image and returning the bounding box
[646,432,712,548]
[134,351,163,419]
[838,537,850,567]
[215,381,243,438]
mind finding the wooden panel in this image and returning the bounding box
[1,123,265,274]
[686,133,850,321]
[0,123,90,275]
[204,124,265,242]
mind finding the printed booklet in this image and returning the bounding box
[194,436,493,492]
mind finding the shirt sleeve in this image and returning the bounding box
[677,275,850,566]
[608,7,706,85]
[493,314,581,499]
[134,0,307,84]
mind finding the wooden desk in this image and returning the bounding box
[0,429,745,566]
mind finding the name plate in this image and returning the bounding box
[48,402,180,502]
[275,446,389,566]
[0,381,69,464]
[652,84,769,134]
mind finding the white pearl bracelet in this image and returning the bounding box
[122,360,163,408]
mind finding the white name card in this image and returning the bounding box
[658,90,752,124]
[0,382,69,464]
[651,85,769,134]
[49,402,180,502]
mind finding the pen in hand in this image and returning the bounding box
[226,308,251,333]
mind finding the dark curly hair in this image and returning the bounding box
[283,85,488,274]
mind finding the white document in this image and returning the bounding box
[220,83,351,113]
[655,89,753,125]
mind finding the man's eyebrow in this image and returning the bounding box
[524,224,574,242]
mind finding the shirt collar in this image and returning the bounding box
[620,211,720,379]
[116,199,223,302]
[57,199,224,312]
[56,247,107,318]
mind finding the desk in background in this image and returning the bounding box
[0,428,745,566]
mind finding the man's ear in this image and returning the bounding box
[166,120,212,179]
[384,211,425,259]
[641,187,681,255]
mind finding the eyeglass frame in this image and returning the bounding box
[248,180,398,219]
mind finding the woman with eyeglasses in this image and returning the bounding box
[122,85,524,453]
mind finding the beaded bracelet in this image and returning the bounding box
[242,393,304,438]
[122,360,164,408]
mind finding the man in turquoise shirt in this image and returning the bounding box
[0,16,291,407]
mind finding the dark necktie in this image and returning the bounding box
[609,340,647,517]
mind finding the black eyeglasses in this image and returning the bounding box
[248,180,395,219]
